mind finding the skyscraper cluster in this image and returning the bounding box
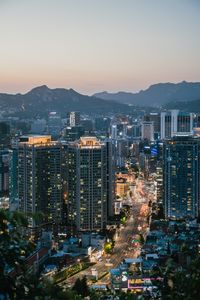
[140,110,200,220]
[9,133,115,231]
[1,107,200,234]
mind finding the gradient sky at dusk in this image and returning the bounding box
[0,0,200,94]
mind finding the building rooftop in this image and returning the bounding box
[19,135,52,145]
[70,136,103,149]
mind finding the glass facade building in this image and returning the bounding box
[161,110,193,140]
[163,136,200,219]
[0,150,10,197]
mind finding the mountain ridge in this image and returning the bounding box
[0,85,132,117]
[1,81,200,118]
[93,81,200,107]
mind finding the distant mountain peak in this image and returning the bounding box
[94,81,200,107]
[33,84,49,90]
[68,88,80,95]
[0,84,130,117]
[27,85,50,94]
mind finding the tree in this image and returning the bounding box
[0,209,36,299]
[80,276,89,297]
[72,278,82,297]
[72,276,89,298]
[138,234,145,245]
[162,255,200,300]
[104,241,112,254]
[118,291,137,299]
[0,209,83,300]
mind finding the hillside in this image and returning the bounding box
[164,98,200,112]
[93,81,200,107]
[0,85,132,117]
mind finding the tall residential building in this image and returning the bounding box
[66,136,114,231]
[163,136,200,219]
[161,110,193,140]
[10,135,62,226]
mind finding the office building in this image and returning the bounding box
[111,125,117,139]
[0,150,10,197]
[141,121,154,142]
[132,122,141,138]
[48,112,62,138]
[10,135,62,226]
[154,142,164,204]
[143,113,160,139]
[80,119,94,133]
[63,125,85,142]
[115,139,129,167]
[161,110,193,140]
[95,117,111,132]
[163,136,200,219]
[104,138,115,218]
[0,122,10,149]
[69,111,80,127]
[66,136,114,231]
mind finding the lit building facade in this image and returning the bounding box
[141,121,154,142]
[161,110,193,140]
[155,142,164,204]
[69,111,80,127]
[111,124,117,139]
[66,136,114,231]
[115,139,129,168]
[163,136,200,219]
[0,150,10,197]
[116,179,129,197]
[10,135,62,226]
[143,113,160,139]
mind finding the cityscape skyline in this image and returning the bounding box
[0,0,200,94]
[1,1,200,298]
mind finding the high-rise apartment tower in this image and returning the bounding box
[66,136,114,231]
[10,135,62,226]
[163,135,200,219]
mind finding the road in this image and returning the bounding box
[62,177,150,288]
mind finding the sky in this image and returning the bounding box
[0,0,200,95]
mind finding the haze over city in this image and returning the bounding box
[0,0,200,94]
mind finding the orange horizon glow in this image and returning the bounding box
[0,0,200,95]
